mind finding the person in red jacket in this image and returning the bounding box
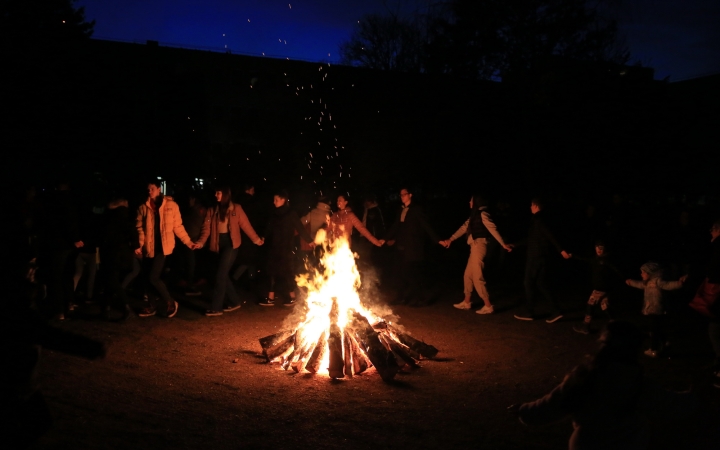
[329,194,384,249]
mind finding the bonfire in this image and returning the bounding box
[259,230,438,381]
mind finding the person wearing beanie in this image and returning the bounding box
[626,262,687,357]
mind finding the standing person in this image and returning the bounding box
[362,194,386,239]
[100,197,138,320]
[233,183,262,283]
[509,321,696,450]
[135,180,197,318]
[688,219,720,387]
[72,201,103,306]
[573,241,623,334]
[179,193,206,296]
[513,198,572,323]
[41,180,84,320]
[259,190,314,307]
[441,193,513,314]
[384,187,443,305]
[196,186,264,316]
[299,195,332,266]
[626,262,687,357]
[329,194,384,248]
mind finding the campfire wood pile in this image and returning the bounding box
[259,299,438,382]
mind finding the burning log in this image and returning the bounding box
[327,324,345,379]
[390,327,438,359]
[343,331,353,376]
[259,330,293,356]
[265,332,296,362]
[348,332,370,374]
[380,334,419,369]
[305,332,327,374]
[327,297,345,379]
[352,313,399,382]
[257,235,438,383]
[291,342,315,373]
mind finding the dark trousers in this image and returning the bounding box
[211,234,239,311]
[394,253,424,304]
[47,249,73,315]
[645,314,669,351]
[523,258,560,316]
[102,267,131,311]
[121,258,141,290]
[143,253,172,304]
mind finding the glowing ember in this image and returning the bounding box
[259,230,438,381]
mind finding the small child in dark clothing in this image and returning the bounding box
[626,262,687,357]
[573,241,622,335]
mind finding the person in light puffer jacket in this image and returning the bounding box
[135,180,197,318]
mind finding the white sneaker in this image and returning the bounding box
[453,301,472,310]
[476,305,494,315]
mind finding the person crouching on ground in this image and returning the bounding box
[135,179,199,318]
[196,185,264,316]
[626,262,687,357]
[441,193,512,315]
[573,240,622,334]
[509,320,696,450]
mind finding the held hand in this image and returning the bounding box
[502,244,513,252]
[257,238,265,246]
[439,240,450,248]
[74,240,84,248]
[625,279,632,285]
[561,250,571,259]
[376,239,385,247]
[134,248,143,256]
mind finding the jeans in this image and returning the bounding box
[48,249,73,315]
[523,258,560,316]
[144,253,172,303]
[211,234,239,311]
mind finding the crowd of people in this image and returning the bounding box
[11,175,720,448]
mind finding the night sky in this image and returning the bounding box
[80,0,720,81]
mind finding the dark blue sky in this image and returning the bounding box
[80,0,719,81]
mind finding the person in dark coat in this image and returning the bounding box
[39,181,84,320]
[513,198,572,323]
[233,184,262,283]
[99,198,139,320]
[259,190,313,307]
[384,187,442,305]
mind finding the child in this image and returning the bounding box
[626,262,687,357]
[573,241,622,335]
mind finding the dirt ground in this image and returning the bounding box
[30,281,720,450]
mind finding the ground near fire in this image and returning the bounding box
[30,276,720,450]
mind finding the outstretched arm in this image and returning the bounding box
[236,205,263,245]
[626,279,645,289]
[170,202,194,247]
[351,213,381,246]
